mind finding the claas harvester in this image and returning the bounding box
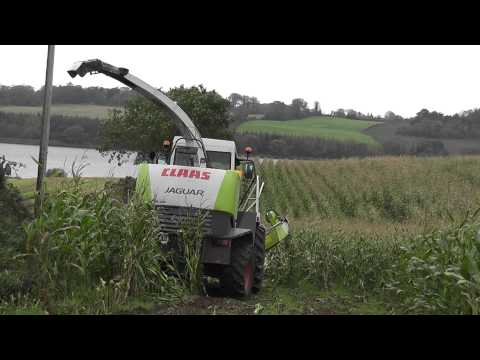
[68,59,289,297]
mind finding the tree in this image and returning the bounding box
[0,155,11,188]
[0,85,37,106]
[384,111,404,122]
[314,101,321,115]
[346,109,359,119]
[248,96,260,113]
[46,168,67,177]
[98,85,233,162]
[228,93,243,108]
[0,155,25,187]
[264,101,293,120]
[333,108,346,118]
[291,98,308,119]
[385,111,396,121]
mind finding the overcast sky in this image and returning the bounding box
[0,45,479,118]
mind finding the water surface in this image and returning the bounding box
[0,142,137,178]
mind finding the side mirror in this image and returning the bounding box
[265,209,279,225]
[244,162,255,179]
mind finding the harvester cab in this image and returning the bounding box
[67,58,290,297]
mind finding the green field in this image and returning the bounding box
[0,104,119,119]
[8,177,111,201]
[237,116,380,145]
[3,155,480,314]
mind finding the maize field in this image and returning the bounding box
[2,155,480,314]
[260,156,480,314]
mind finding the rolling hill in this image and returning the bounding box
[236,116,380,145]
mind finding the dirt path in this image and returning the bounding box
[150,294,337,315]
[151,295,256,315]
[136,280,362,315]
[140,278,392,315]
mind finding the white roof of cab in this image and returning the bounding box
[173,136,237,153]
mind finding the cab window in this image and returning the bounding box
[173,146,199,167]
[207,151,231,170]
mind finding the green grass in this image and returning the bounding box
[7,177,114,212]
[139,280,391,315]
[8,177,112,200]
[237,116,380,145]
[0,104,119,119]
[247,281,391,315]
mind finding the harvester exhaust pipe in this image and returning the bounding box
[67,60,129,79]
[67,58,210,167]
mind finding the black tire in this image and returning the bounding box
[252,224,266,294]
[220,237,254,298]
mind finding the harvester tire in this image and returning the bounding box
[252,224,266,294]
[220,237,254,298]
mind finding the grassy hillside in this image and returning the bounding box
[0,104,119,119]
[237,116,380,145]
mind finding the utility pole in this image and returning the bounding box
[34,45,55,218]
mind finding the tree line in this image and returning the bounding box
[228,94,320,123]
[397,108,480,139]
[1,104,450,158]
[235,132,378,159]
[0,84,134,106]
[235,133,454,159]
[330,109,400,122]
[228,92,401,125]
[0,111,100,147]
[1,84,399,124]
[1,83,476,159]
[235,132,450,159]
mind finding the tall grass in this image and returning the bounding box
[21,175,183,313]
[266,213,480,314]
[2,162,227,313]
[266,229,406,293]
[178,209,209,295]
[385,212,480,314]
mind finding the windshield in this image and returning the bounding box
[207,151,231,170]
[173,146,199,167]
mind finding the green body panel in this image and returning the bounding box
[214,170,240,218]
[135,163,152,202]
[265,221,289,251]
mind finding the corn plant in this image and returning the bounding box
[385,210,480,314]
[22,175,182,313]
[266,228,404,292]
[178,208,208,295]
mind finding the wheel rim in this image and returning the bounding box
[244,262,253,293]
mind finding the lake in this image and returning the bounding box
[0,142,137,178]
